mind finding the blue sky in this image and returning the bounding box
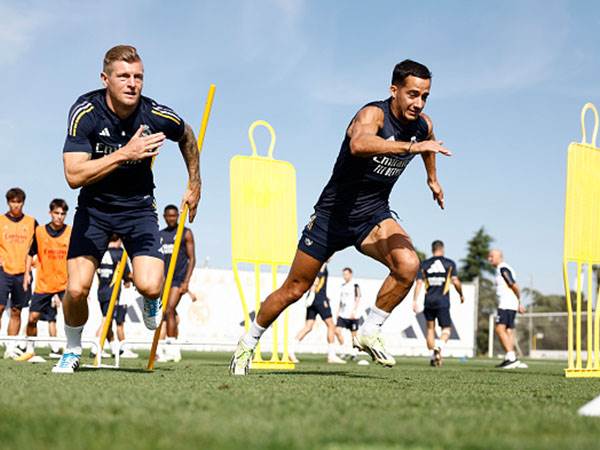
[0,0,598,294]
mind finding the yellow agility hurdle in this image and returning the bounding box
[147,84,216,371]
[230,120,297,370]
[563,103,600,378]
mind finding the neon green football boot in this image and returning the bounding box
[353,333,396,367]
[229,339,254,376]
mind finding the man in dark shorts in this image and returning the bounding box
[18,199,71,362]
[231,59,451,375]
[157,204,195,362]
[94,236,137,359]
[289,262,345,364]
[0,188,37,359]
[412,240,463,367]
[488,249,526,369]
[54,45,201,373]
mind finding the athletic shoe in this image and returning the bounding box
[353,333,396,367]
[13,352,34,362]
[229,339,254,376]
[48,351,63,359]
[433,347,442,367]
[142,297,163,330]
[120,349,139,359]
[288,352,299,363]
[517,361,529,369]
[327,354,346,364]
[52,352,81,374]
[496,359,521,369]
[429,359,436,367]
[28,355,47,364]
[3,345,25,360]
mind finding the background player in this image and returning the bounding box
[94,235,137,359]
[0,188,37,359]
[55,45,201,373]
[412,240,463,367]
[158,204,195,362]
[289,262,345,364]
[18,199,71,362]
[336,267,361,359]
[488,249,526,369]
[231,59,451,374]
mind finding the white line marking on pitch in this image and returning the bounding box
[579,394,600,416]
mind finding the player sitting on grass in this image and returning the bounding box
[289,262,345,364]
[17,199,71,362]
[0,188,37,359]
[93,235,138,359]
[412,240,463,367]
[231,59,451,374]
[488,249,527,369]
[54,45,201,373]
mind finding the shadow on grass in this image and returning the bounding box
[259,370,386,379]
[78,366,168,374]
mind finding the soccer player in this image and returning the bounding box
[94,235,137,359]
[488,249,526,369]
[289,262,345,364]
[335,267,362,359]
[0,188,37,359]
[412,240,463,367]
[158,204,195,362]
[18,199,71,362]
[54,45,201,373]
[231,59,451,375]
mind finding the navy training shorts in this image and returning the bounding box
[306,298,332,321]
[68,203,162,263]
[496,308,517,329]
[423,306,452,328]
[30,291,64,321]
[336,317,359,332]
[298,209,394,262]
[0,269,31,309]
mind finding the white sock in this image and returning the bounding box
[360,305,390,336]
[505,351,516,362]
[241,320,266,349]
[26,338,34,354]
[110,340,118,355]
[64,324,83,355]
[328,343,336,358]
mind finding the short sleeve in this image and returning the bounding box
[450,260,458,277]
[500,267,516,286]
[63,101,95,153]
[150,102,185,142]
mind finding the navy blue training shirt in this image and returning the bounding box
[63,89,185,209]
[97,247,131,291]
[159,226,190,279]
[313,266,329,303]
[314,98,430,222]
[417,256,457,309]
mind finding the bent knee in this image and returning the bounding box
[389,251,420,283]
[67,284,91,301]
[137,281,163,299]
[285,280,311,303]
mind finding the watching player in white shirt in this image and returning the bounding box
[488,249,527,369]
[336,267,362,359]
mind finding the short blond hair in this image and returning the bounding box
[103,45,141,73]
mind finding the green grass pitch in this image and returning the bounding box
[1,351,600,450]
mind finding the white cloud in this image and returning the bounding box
[0,4,50,65]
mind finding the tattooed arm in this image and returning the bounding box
[178,124,202,222]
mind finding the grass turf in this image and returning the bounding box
[1,351,600,450]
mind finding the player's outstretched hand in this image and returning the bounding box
[182,180,201,222]
[518,304,526,314]
[122,125,165,161]
[428,179,445,209]
[412,140,452,156]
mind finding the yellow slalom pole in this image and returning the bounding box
[147,83,216,371]
[587,263,593,368]
[95,254,128,366]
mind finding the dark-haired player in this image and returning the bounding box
[17,199,71,362]
[0,188,37,359]
[412,240,463,367]
[231,59,451,374]
[54,45,201,373]
[157,204,195,362]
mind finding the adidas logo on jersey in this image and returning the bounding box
[99,128,110,137]
[427,259,446,274]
